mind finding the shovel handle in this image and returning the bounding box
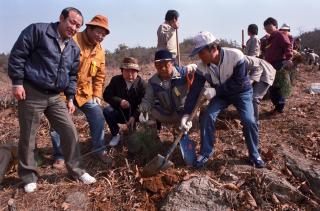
[164,89,205,160]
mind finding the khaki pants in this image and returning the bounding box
[18,83,85,184]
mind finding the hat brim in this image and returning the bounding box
[189,45,207,57]
[120,63,140,71]
[154,58,174,63]
[86,23,110,34]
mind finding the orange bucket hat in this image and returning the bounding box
[86,15,110,34]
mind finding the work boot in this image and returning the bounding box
[97,150,111,164]
[249,156,266,168]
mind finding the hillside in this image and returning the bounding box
[0,62,320,210]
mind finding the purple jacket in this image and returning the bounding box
[264,31,293,69]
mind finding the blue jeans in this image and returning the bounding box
[199,88,260,160]
[51,100,106,159]
[103,106,128,136]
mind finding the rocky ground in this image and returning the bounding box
[0,64,320,210]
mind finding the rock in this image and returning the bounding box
[282,147,320,198]
[160,176,231,211]
[64,191,89,210]
[263,171,304,203]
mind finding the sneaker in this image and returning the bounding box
[194,155,210,168]
[24,182,37,193]
[79,173,96,185]
[97,151,111,164]
[52,159,65,170]
[109,134,120,147]
[250,156,266,168]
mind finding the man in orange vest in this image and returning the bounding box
[51,15,109,168]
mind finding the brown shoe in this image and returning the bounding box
[97,151,112,164]
[53,159,65,169]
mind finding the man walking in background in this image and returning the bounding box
[157,10,180,59]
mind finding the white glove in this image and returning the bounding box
[139,112,149,123]
[93,96,101,105]
[186,64,197,73]
[180,114,192,132]
[203,87,216,100]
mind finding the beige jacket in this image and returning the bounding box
[157,22,177,58]
[245,56,276,86]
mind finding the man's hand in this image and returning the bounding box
[180,114,192,132]
[171,20,180,29]
[186,64,197,73]
[139,112,149,123]
[127,117,135,130]
[203,87,216,100]
[12,86,26,100]
[67,100,76,114]
[120,99,130,109]
[93,96,101,105]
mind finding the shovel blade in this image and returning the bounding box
[142,154,174,177]
[179,134,196,166]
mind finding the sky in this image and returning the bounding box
[0,0,319,54]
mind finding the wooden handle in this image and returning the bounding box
[164,89,205,160]
[241,29,244,51]
[176,29,181,66]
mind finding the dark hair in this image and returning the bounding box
[165,10,179,21]
[61,7,83,25]
[263,17,278,28]
[206,42,221,52]
[248,24,258,35]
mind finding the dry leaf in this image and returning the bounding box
[61,202,70,210]
[223,183,239,192]
[243,190,257,208]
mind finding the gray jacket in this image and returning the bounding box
[157,22,177,58]
[244,35,260,57]
[245,56,276,85]
[140,66,188,115]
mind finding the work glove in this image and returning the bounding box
[203,87,216,100]
[139,112,149,123]
[139,103,151,113]
[93,96,101,105]
[180,114,192,132]
[186,64,197,73]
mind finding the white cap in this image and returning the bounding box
[280,23,290,31]
[190,31,217,57]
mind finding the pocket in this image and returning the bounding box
[90,61,98,76]
[55,68,68,90]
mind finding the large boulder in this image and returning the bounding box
[282,147,320,198]
[160,176,231,211]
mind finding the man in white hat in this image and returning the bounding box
[180,31,265,168]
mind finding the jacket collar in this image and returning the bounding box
[46,22,77,48]
[152,66,182,85]
[120,75,141,90]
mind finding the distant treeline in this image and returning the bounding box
[299,29,320,54]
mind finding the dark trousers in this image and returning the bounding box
[18,83,85,184]
[269,86,285,112]
[103,106,129,136]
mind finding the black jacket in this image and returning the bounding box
[103,75,146,120]
[8,22,80,99]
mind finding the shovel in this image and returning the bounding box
[142,90,204,177]
[179,133,196,166]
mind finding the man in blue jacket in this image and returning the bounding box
[8,7,96,193]
[180,31,265,168]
